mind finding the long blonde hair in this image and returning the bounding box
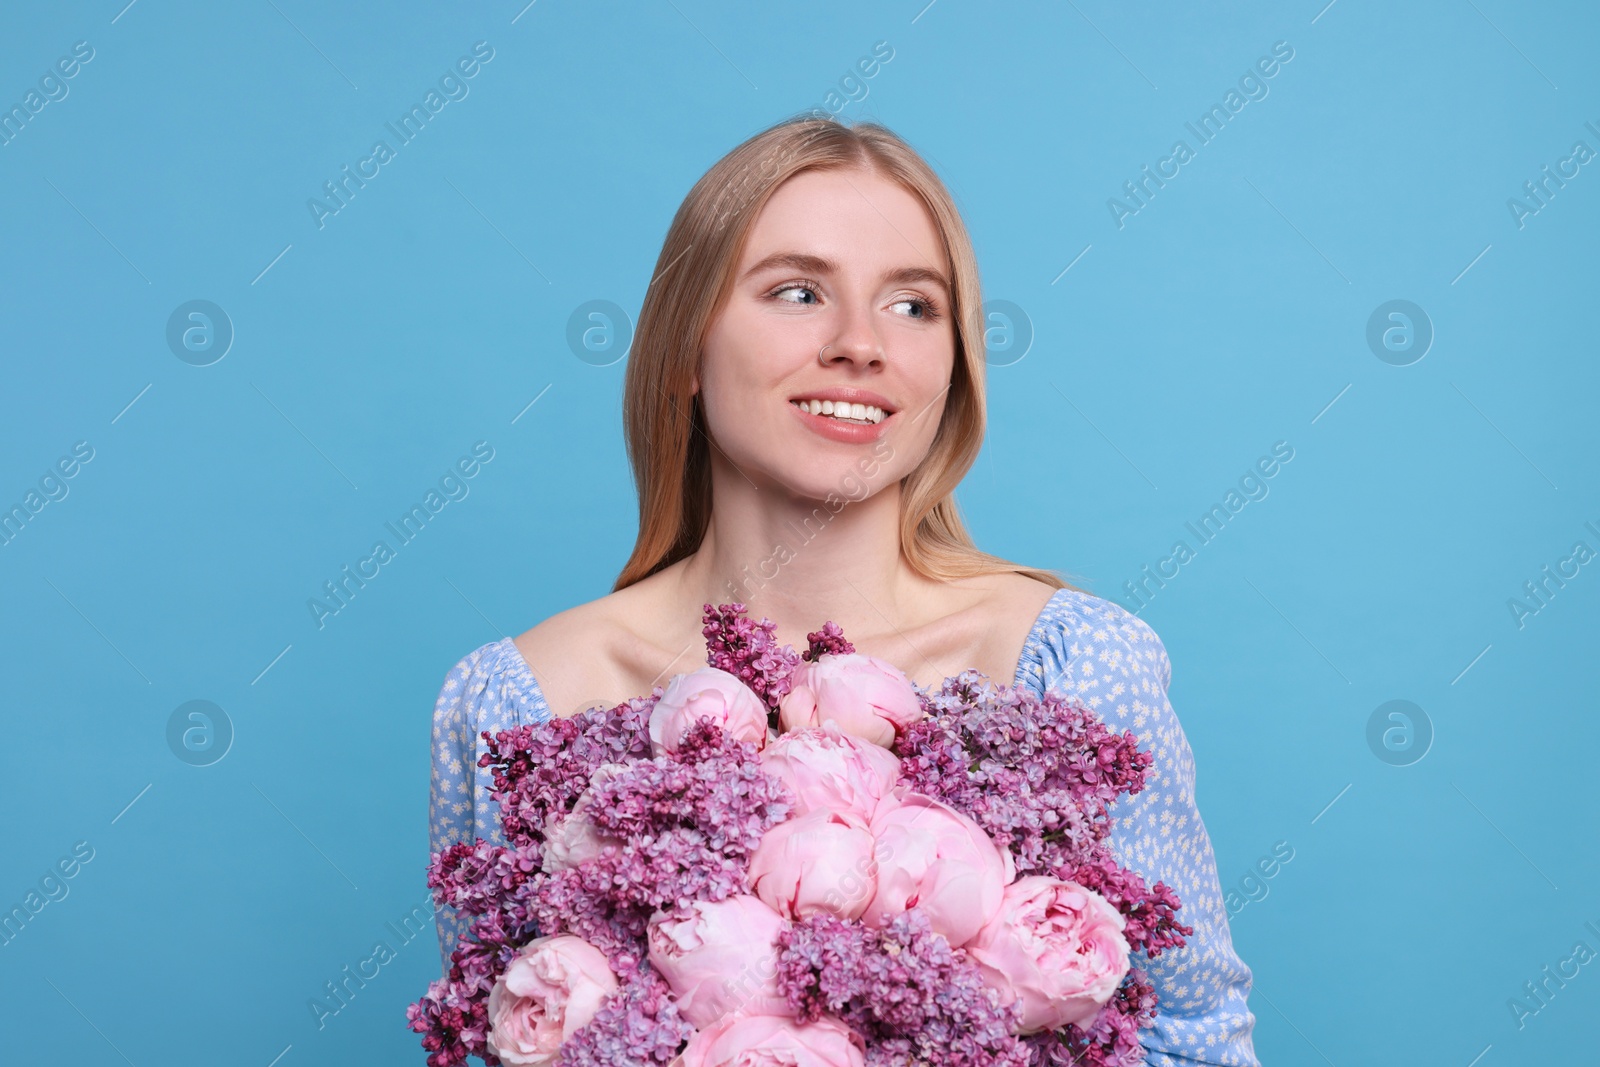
[614,115,1073,594]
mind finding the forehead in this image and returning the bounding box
[738,166,948,277]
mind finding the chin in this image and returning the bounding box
[774,456,891,507]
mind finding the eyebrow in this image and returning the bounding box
[740,251,950,295]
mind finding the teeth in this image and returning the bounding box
[792,399,887,425]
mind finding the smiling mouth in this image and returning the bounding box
[788,398,890,425]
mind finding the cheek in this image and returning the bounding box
[896,349,955,444]
[700,308,813,428]
[908,325,956,388]
[698,365,753,447]
[698,334,781,453]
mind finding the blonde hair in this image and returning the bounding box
[613,115,1074,594]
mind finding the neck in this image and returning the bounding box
[673,453,931,649]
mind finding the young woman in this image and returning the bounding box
[429,116,1259,1065]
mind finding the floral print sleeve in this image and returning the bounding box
[429,638,551,976]
[1014,590,1261,1066]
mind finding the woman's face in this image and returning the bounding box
[694,165,957,504]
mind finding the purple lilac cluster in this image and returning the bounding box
[702,601,803,714]
[526,720,794,960]
[484,693,659,842]
[408,603,1187,1067]
[410,839,538,1066]
[803,620,856,660]
[776,909,1030,1066]
[552,955,696,1067]
[1020,969,1158,1067]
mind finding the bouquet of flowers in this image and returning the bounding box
[409,603,1191,1067]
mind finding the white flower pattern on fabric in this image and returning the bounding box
[427,587,1259,1066]
[1013,590,1260,1067]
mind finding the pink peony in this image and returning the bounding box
[860,790,1015,948]
[485,935,620,1065]
[646,895,793,1026]
[747,807,878,921]
[649,667,771,756]
[758,723,902,820]
[541,763,627,873]
[777,653,924,747]
[966,875,1132,1032]
[671,1012,866,1067]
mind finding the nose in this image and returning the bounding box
[820,300,884,369]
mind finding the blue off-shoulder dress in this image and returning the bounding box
[427,587,1260,1066]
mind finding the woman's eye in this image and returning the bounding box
[891,297,938,320]
[772,284,819,305]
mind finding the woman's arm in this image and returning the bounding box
[428,647,491,977]
[1039,597,1260,1066]
[428,639,552,975]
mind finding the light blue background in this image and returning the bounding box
[2,1,1595,1064]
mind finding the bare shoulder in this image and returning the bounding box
[511,574,700,720]
[958,570,1060,665]
[885,571,1060,689]
[981,570,1061,618]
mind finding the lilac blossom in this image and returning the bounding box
[702,601,803,715]
[775,908,1031,1066]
